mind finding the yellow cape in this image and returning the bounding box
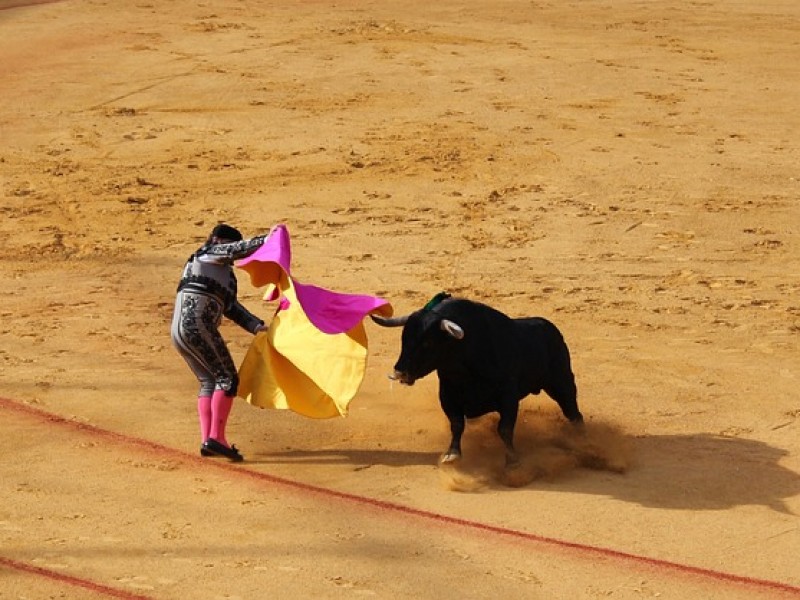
[237,279,370,418]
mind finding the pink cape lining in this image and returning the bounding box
[236,224,392,333]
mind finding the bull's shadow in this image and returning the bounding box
[435,409,799,513]
[557,431,800,514]
[246,411,799,514]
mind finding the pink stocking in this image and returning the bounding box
[210,389,234,447]
[197,395,212,442]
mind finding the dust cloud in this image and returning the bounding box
[439,406,633,491]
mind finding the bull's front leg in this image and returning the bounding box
[497,402,520,467]
[439,383,466,464]
[442,411,465,463]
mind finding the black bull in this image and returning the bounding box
[372,295,583,465]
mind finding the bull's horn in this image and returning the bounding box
[370,313,410,327]
[440,319,464,339]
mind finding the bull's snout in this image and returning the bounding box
[388,370,415,386]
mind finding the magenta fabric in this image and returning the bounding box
[236,224,392,334]
[209,390,233,446]
[197,395,212,442]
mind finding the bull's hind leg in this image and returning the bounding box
[497,404,520,466]
[545,375,584,426]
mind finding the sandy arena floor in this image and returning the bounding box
[1,1,798,598]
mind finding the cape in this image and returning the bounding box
[235,224,393,418]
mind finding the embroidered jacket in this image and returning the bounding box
[177,235,268,333]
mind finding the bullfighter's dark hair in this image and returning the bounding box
[210,223,243,242]
[423,292,451,311]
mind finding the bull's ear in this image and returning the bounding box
[440,319,464,340]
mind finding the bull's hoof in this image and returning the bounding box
[440,451,462,464]
[571,418,587,436]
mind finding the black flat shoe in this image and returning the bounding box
[202,438,244,462]
[200,445,214,457]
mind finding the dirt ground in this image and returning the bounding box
[1,1,798,598]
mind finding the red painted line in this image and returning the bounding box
[3,396,799,597]
[0,0,65,10]
[0,556,155,600]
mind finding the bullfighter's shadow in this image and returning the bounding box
[251,448,440,469]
